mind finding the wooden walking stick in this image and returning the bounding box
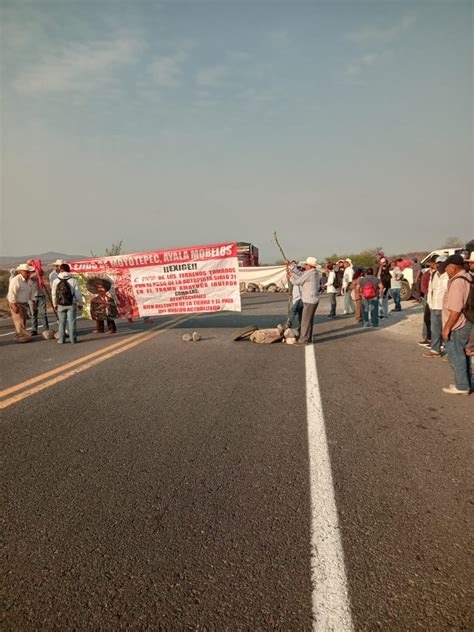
[273,231,288,263]
[273,231,293,327]
[43,284,57,319]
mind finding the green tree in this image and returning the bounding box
[105,240,123,256]
[348,247,381,268]
[443,236,464,248]
[90,240,124,257]
[324,247,381,268]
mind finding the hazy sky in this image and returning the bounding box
[1,0,472,262]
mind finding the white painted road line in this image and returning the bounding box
[0,325,48,337]
[0,316,85,337]
[305,344,353,631]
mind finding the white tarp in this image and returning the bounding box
[237,265,288,289]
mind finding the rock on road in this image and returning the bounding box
[1,294,473,630]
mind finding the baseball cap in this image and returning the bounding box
[444,254,465,266]
[436,256,447,263]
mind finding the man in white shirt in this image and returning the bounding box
[7,263,36,343]
[342,259,354,314]
[423,256,448,358]
[325,263,337,317]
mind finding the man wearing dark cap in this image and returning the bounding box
[441,254,473,394]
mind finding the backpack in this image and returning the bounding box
[362,280,376,299]
[453,276,474,323]
[56,278,74,306]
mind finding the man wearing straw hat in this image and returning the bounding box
[288,256,320,345]
[7,263,36,343]
[49,258,64,287]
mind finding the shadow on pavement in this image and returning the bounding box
[172,314,287,331]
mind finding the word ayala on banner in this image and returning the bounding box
[69,243,241,319]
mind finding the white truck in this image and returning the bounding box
[398,248,461,300]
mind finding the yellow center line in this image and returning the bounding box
[0,315,190,401]
[0,329,164,410]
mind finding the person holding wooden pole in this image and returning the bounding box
[287,257,320,345]
[27,259,50,336]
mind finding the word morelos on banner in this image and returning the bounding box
[69,243,241,319]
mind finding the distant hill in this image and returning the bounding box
[0,252,88,269]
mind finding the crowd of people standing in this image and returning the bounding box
[288,249,473,395]
[6,257,156,346]
[289,253,408,330]
[6,248,474,395]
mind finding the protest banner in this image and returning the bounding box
[69,243,241,319]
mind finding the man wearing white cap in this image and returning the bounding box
[342,259,354,314]
[7,264,36,342]
[288,257,320,344]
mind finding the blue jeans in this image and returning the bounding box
[329,293,337,317]
[430,309,442,354]
[391,288,401,310]
[445,322,472,391]
[362,298,379,327]
[379,288,389,317]
[31,295,49,333]
[290,299,304,330]
[57,304,78,343]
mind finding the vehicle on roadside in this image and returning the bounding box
[237,242,259,267]
[398,248,463,300]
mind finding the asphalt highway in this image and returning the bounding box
[1,294,473,630]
